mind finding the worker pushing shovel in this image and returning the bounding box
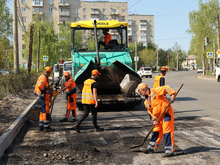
[131,83,183,157]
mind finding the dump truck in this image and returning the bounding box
[70,20,142,110]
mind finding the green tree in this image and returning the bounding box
[0,0,12,69]
[23,14,58,69]
[188,0,219,74]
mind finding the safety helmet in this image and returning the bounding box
[64,71,70,76]
[44,66,52,72]
[92,69,101,75]
[137,83,148,91]
[161,66,167,72]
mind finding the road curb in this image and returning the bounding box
[196,76,216,81]
[0,98,39,158]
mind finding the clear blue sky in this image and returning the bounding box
[7,0,203,53]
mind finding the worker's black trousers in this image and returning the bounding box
[77,104,98,128]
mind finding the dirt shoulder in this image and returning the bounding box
[0,87,37,136]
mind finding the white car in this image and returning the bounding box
[137,67,152,78]
[197,67,203,73]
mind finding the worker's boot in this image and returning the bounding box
[44,127,55,132]
[60,117,68,122]
[73,124,80,133]
[140,146,155,153]
[71,117,76,122]
[94,126,104,132]
[162,151,174,157]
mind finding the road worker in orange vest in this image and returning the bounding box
[98,29,112,50]
[34,66,55,132]
[137,83,176,157]
[153,66,167,88]
[73,69,104,133]
[58,71,77,122]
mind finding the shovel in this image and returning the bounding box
[130,84,184,149]
[49,90,59,121]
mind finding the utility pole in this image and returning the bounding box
[203,38,206,75]
[27,24,34,73]
[135,41,137,72]
[177,52,178,71]
[13,0,19,75]
[37,30,40,72]
[168,50,169,71]
[157,47,158,72]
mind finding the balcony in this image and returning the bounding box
[32,1,43,7]
[91,11,99,15]
[59,12,70,16]
[140,22,147,25]
[59,2,70,7]
[128,32,132,36]
[32,11,44,15]
[110,12,119,15]
[140,38,147,42]
[128,27,132,31]
[140,27,147,30]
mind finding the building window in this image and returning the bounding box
[149,31,152,35]
[103,9,106,13]
[141,36,146,39]
[83,8,87,13]
[60,8,68,12]
[141,31,146,35]
[22,17,27,22]
[74,9,78,13]
[22,35,24,40]
[22,54,25,59]
[22,0,26,3]
[83,15,87,19]
[112,36,117,40]
[49,0,53,4]
[48,17,52,22]
[61,0,67,3]
[22,8,26,12]
[111,16,117,20]
[22,44,26,49]
[74,0,79,4]
[111,9,116,12]
[75,18,79,22]
[122,16,125,21]
[122,9,125,13]
[149,20,152,24]
[134,20,137,24]
[22,26,26,31]
[149,26,152,30]
[49,8,53,13]
[134,37,137,40]
[103,16,106,20]
[141,25,147,29]
[33,0,42,6]
[34,8,41,12]
[134,25,137,29]
[140,20,147,23]
[134,31,137,34]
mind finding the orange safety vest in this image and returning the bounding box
[144,85,176,122]
[64,77,76,93]
[34,74,49,96]
[153,75,164,88]
[104,33,112,45]
[81,79,97,104]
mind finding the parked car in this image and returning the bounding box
[183,67,188,71]
[0,69,9,75]
[137,67,152,78]
[197,67,203,73]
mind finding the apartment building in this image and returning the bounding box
[18,0,154,68]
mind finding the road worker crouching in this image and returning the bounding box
[58,71,77,122]
[137,83,176,157]
[34,66,55,132]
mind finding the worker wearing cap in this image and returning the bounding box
[98,29,112,50]
[34,66,54,132]
[153,66,167,88]
[58,71,77,122]
[73,69,104,133]
[137,83,176,157]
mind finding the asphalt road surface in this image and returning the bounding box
[1,70,220,165]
